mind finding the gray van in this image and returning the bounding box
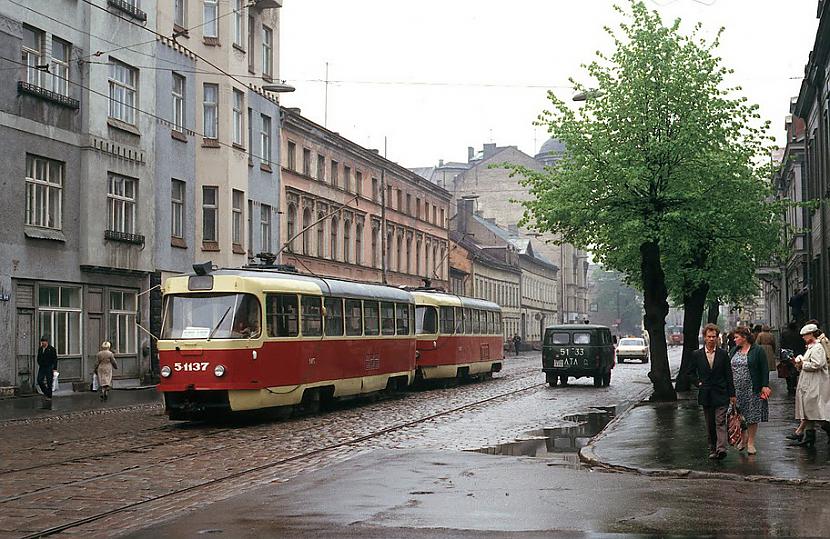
[542,324,616,387]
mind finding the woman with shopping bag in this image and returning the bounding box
[95,341,118,401]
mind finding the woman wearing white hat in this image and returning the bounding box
[792,323,830,448]
[95,341,118,401]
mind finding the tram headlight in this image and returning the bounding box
[160,366,172,378]
[214,364,226,377]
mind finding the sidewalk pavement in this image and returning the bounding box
[0,386,162,422]
[582,375,830,483]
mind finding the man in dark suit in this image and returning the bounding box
[689,323,736,459]
[36,335,59,399]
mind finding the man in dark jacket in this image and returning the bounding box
[688,324,736,459]
[36,335,58,399]
[780,321,805,394]
[512,334,521,356]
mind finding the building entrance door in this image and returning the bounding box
[15,309,35,393]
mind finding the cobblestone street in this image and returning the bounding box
[0,350,680,538]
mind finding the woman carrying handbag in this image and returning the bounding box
[792,323,830,447]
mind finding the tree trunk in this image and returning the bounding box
[707,300,720,325]
[675,282,709,392]
[640,240,676,401]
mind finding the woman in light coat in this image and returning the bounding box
[95,341,118,401]
[793,323,830,448]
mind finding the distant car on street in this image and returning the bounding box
[616,337,649,364]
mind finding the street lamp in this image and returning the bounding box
[572,88,605,102]
[262,82,296,93]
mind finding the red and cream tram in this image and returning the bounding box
[158,268,416,419]
[413,291,503,381]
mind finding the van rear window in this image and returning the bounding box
[548,332,570,345]
[573,332,591,344]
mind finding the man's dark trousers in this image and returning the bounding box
[36,366,53,398]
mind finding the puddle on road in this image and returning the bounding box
[469,406,616,466]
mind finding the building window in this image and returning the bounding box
[397,190,402,211]
[302,208,312,255]
[232,89,244,145]
[247,199,253,253]
[343,219,351,263]
[109,290,137,354]
[108,174,137,234]
[303,148,311,176]
[51,38,70,97]
[406,194,412,215]
[440,208,445,227]
[203,83,218,138]
[261,203,271,252]
[22,25,44,87]
[331,160,339,188]
[233,0,244,46]
[317,212,326,258]
[171,179,184,239]
[286,140,296,170]
[344,166,352,193]
[232,189,243,247]
[202,186,218,242]
[261,115,272,165]
[355,171,363,196]
[416,239,421,274]
[38,285,81,357]
[25,154,63,230]
[330,216,339,261]
[203,0,219,38]
[432,205,437,224]
[416,198,421,219]
[355,223,363,265]
[396,235,402,272]
[174,0,186,27]
[386,231,392,271]
[108,60,137,125]
[372,178,378,202]
[172,73,185,132]
[247,15,255,71]
[262,25,273,78]
[317,154,326,181]
[406,237,412,273]
[247,108,253,160]
[286,204,296,252]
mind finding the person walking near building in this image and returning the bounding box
[792,323,830,448]
[35,335,58,400]
[756,325,776,373]
[95,341,118,401]
[780,321,806,395]
[689,324,735,459]
[512,333,522,356]
[729,326,771,455]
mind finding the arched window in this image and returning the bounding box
[396,234,402,272]
[330,216,339,261]
[406,236,412,274]
[343,219,352,263]
[317,212,325,258]
[415,240,421,275]
[386,231,393,272]
[355,223,363,265]
[302,208,311,255]
[286,204,296,252]
[371,225,379,267]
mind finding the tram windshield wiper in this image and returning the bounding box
[207,306,233,341]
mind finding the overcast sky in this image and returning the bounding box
[279,0,819,168]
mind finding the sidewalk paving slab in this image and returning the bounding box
[0,387,162,422]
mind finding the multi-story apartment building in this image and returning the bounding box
[793,1,830,326]
[279,108,451,288]
[414,141,589,323]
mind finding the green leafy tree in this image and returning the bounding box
[507,2,776,401]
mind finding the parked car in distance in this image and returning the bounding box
[616,337,649,364]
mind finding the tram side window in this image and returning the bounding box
[463,308,473,334]
[455,307,465,334]
[485,311,492,334]
[496,312,502,334]
[301,296,323,336]
[345,299,363,336]
[409,304,415,335]
[265,294,298,337]
[416,305,437,335]
[439,306,455,334]
[364,301,379,335]
[380,302,396,335]
[396,303,411,335]
[472,310,480,334]
[324,297,344,336]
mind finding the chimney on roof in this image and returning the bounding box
[467,146,475,162]
[483,143,497,159]
[457,195,477,236]
[438,159,444,167]
[369,149,379,154]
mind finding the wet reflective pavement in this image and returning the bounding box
[0,387,161,421]
[589,377,830,481]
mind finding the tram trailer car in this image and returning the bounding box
[412,291,503,382]
[157,269,416,420]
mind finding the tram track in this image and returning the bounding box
[19,378,545,538]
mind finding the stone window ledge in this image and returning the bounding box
[24,226,66,242]
[171,237,187,249]
[260,163,273,173]
[202,138,220,148]
[171,129,188,142]
[203,36,221,47]
[107,118,141,137]
[202,241,220,251]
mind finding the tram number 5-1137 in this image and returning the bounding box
[174,362,210,372]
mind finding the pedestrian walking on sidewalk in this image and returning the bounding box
[792,323,830,448]
[36,335,58,400]
[689,324,735,459]
[512,334,521,356]
[729,326,771,455]
[780,321,805,395]
[95,341,118,401]
[756,325,777,373]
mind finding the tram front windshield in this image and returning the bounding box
[161,293,261,340]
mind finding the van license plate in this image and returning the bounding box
[553,359,564,367]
